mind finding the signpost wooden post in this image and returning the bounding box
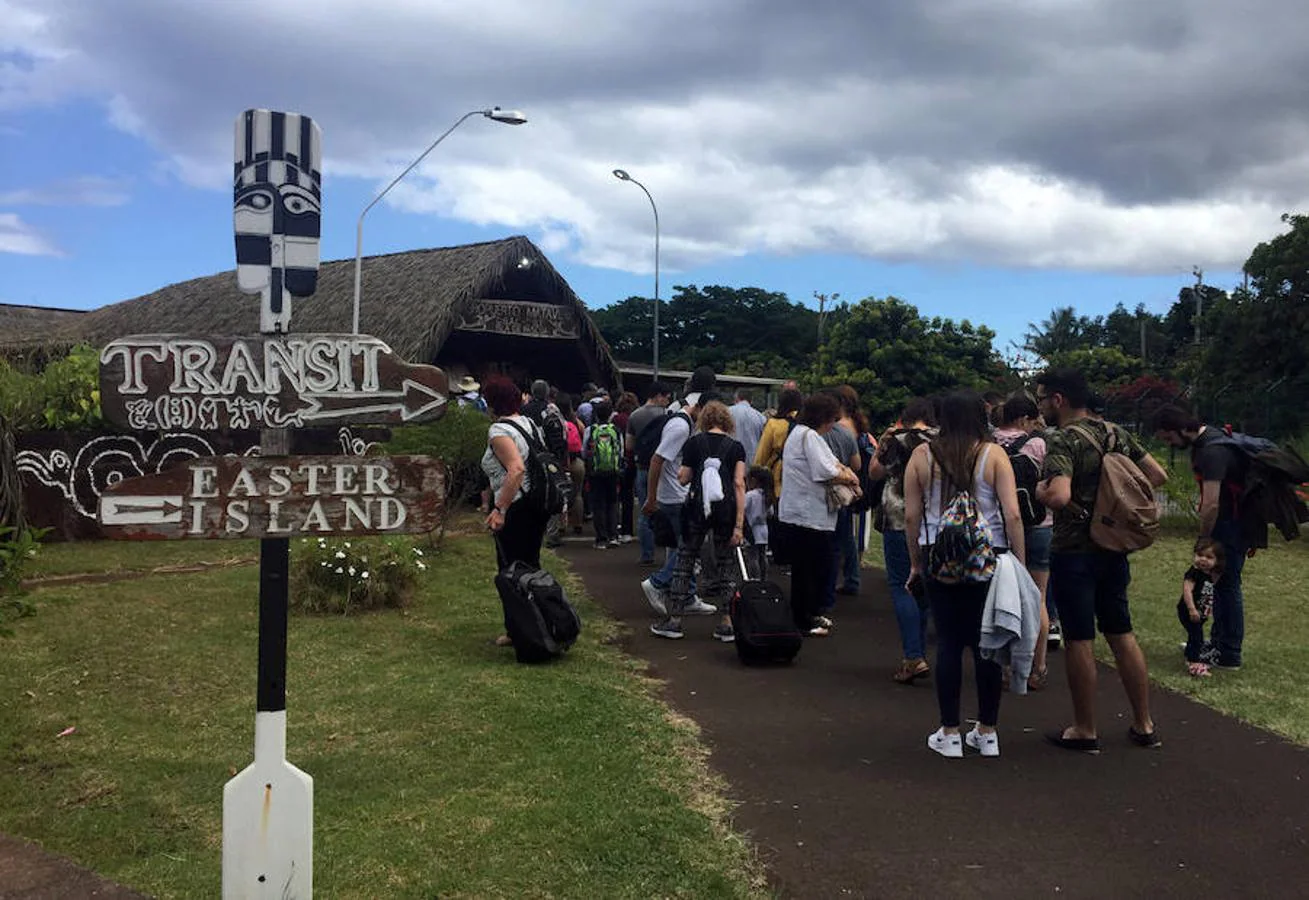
[94,109,453,899]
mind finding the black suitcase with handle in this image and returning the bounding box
[494,562,582,664]
[729,547,802,665]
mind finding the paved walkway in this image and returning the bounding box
[560,538,1309,899]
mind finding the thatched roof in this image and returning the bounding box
[35,235,617,384]
[0,303,88,349]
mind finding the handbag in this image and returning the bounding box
[825,482,857,512]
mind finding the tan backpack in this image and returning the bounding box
[1067,423,1159,553]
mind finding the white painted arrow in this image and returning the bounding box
[297,378,446,423]
[100,495,185,525]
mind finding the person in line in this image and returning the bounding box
[651,400,746,642]
[613,391,640,543]
[1152,405,1253,670]
[730,387,767,467]
[627,382,673,565]
[820,386,866,627]
[754,388,804,490]
[641,368,720,618]
[1036,367,1168,753]
[583,399,623,549]
[481,375,548,646]
[1178,538,1224,678]
[993,394,1054,690]
[904,391,1025,759]
[778,392,862,637]
[743,466,774,580]
[868,398,937,684]
[557,394,586,536]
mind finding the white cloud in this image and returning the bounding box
[0,176,131,207]
[0,213,61,255]
[3,0,1308,275]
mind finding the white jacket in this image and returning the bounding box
[980,553,1041,695]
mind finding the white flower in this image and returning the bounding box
[416,561,427,571]
[335,567,344,574]
[343,542,351,549]
[348,566,357,576]
[361,571,370,579]
[413,548,423,557]
[335,551,346,559]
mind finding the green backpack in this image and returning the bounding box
[589,423,622,474]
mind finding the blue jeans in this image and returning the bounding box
[884,530,927,659]
[1211,519,1247,665]
[649,501,689,591]
[820,508,861,613]
[634,468,655,562]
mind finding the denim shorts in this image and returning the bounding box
[1049,550,1132,642]
[1024,526,1053,573]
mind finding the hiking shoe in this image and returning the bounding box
[927,728,963,759]
[965,727,1000,758]
[594,542,608,550]
[1214,658,1242,671]
[607,539,621,548]
[1047,621,1062,650]
[685,596,718,616]
[641,578,668,616]
[713,623,735,643]
[650,618,684,640]
[617,534,634,544]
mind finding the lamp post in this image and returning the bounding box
[612,168,660,383]
[353,107,527,334]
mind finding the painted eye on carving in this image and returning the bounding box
[280,185,320,216]
[235,186,275,212]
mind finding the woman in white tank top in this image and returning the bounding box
[903,392,1026,760]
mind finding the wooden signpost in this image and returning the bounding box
[95,109,453,898]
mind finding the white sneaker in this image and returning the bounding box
[641,578,668,616]
[965,727,1000,758]
[684,596,718,616]
[927,728,963,759]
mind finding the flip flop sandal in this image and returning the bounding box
[1045,730,1101,754]
[1127,726,1162,749]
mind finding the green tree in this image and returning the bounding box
[822,296,1003,426]
[1022,306,1100,360]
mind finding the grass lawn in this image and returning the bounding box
[862,520,1309,746]
[1,531,765,899]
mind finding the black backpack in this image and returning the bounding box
[1206,430,1309,547]
[683,432,736,535]
[498,419,573,516]
[1001,433,1047,528]
[851,430,883,513]
[540,409,569,461]
[633,410,691,468]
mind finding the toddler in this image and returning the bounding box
[1178,537,1224,677]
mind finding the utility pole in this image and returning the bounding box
[1192,266,1204,344]
[1140,316,1147,362]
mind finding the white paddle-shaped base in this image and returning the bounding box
[222,710,313,898]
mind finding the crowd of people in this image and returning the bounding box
[478,362,1268,758]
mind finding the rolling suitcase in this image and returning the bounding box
[730,547,802,665]
[494,561,582,664]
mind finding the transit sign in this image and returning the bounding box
[99,333,449,431]
[98,454,445,540]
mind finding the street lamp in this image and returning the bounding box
[612,168,660,382]
[353,107,527,334]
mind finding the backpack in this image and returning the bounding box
[633,410,691,467]
[1205,430,1309,547]
[541,408,569,462]
[587,422,622,474]
[498,418,573,516]
[851,431,883,514]
[685,433,735,534]
[1001,433,1047,528]
[926,450,997,585]
[1067,422,1159,553]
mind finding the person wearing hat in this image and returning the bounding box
[641,366,720,628]
[455,374,487,414]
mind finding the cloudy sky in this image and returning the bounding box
[3,0,1306,353]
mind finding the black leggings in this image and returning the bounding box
[494,500,547,570]
[927,578,1002,728]
[787,524,836,630]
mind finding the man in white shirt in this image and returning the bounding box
[640,367,719,618]
[729,388,766,465]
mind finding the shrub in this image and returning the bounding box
[289,535,429,615]
[1,525,50,635]
[0,344,104,432]
[382,403,491,505]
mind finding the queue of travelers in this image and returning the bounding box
[480,362,1291,759]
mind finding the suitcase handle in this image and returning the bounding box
[735,545,751,581]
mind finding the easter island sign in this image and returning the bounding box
[99,333,449,431]
[98,454,445,540]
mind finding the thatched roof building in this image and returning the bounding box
[6,236,618,390]
[0,303,89,369]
